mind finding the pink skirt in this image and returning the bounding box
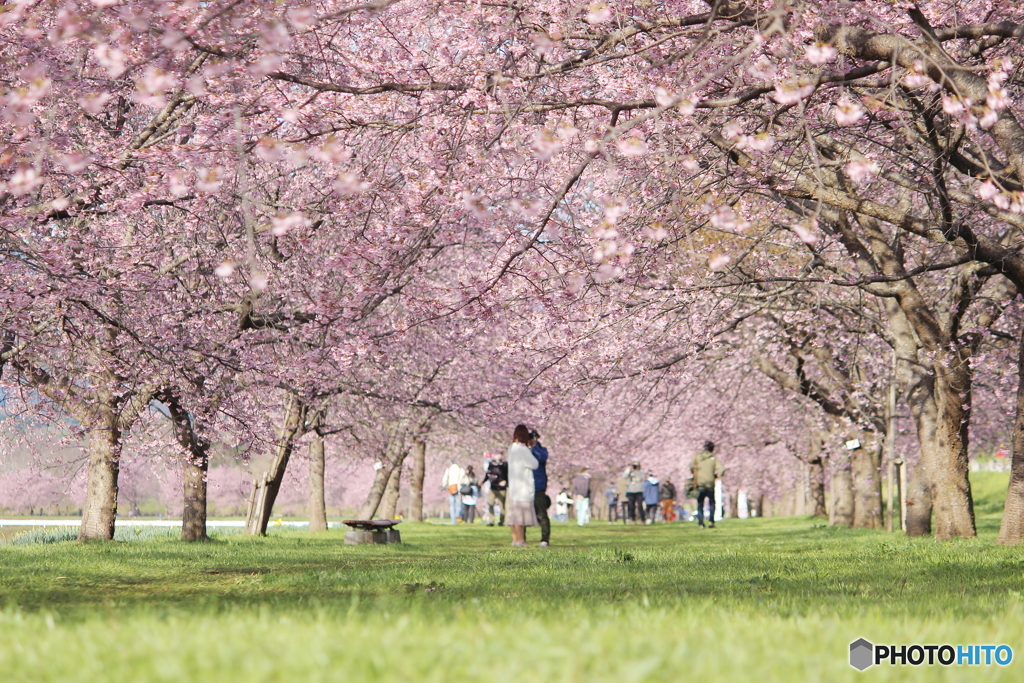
[506,501,538,526]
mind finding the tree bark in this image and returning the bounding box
[357,449,407,520]
[182,449,209,541]
[751,493,765,518]
[903,356,975,538]
[409,436,426,522]
[377,455,405,520]
[829,461,854,527]
[998,329,1024,544]
[307,412,328,533]
[808,457,827,517]
[245,394,306,536]
[726,488,739,519]
[158,390,210,542]
[79,416,122,541]
[851,435,883,529]
[904,462,933,536]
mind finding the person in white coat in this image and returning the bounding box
[506,424,539,546]
[441,460,466,524]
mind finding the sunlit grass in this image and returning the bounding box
[0,472,1020,682]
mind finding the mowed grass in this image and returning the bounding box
[1,472,1022,682]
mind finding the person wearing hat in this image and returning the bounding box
[691,441,725,528]
[622,459,646,524]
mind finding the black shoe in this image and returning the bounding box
[486,523,494,526]
[709,522,716,528]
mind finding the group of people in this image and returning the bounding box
[606,442,723,528]
[442,432,725,547]
[442,425,551,546]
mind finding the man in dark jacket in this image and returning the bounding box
[572,467,592,526]
[530,430,551,546]
[484,454,508,526]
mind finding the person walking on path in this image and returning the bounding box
[573,467,592,526]
[506,425,539,546]
[484,454,508,526]
[605,483,620,522]
[691,441,725,528]
[530,429,551,546]
[441,460,466,524]
[659,477,677,522]
[642,472,660,524]
[460,465,480,525]
[622,459,646,524]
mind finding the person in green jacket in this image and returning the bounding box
[690,441,725,528]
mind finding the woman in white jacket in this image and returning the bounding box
[506,424,539,546]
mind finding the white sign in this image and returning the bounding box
[845,439,861,450]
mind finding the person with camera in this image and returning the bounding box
[530,429,551,547]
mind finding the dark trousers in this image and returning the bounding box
[534,492,551,542]
[608,501,619,521]
[697,487,715,526]
[461,503,476,524]
[645,502,658,522]
[626,492,645,522]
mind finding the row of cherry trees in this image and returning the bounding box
[2,0,1024,542]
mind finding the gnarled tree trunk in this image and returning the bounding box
[409,436,426,522]
[829,460,854,527]
[79,414,122,541]
[377,457,405,520]
[158,389,210,542]
[245,394,306,536]
[998,329,1024,544]
[808,456,827,517]
[904,462,933,536]
[851,434,883,529]
[307,411,328,532]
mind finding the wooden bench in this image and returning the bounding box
[342,519,401,545]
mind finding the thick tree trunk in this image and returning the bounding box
[851,435,883,529]
[307,411,328,532]
[904,462,933,536]
[998,329,1024,544]
[245,395,306,536]
[726,488,739,519]
[409,436,426,522]
[377,455,406,520]
[905,360,975,538]
[751,493,765,518]
[888,301,974,538]
[182,450,209,541]
[159,391,210,542]
[79,419,122,541]
[829,462,854,527]
[808,457,827,517]
[307,428,328,532]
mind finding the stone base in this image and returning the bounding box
[344,529,401,545]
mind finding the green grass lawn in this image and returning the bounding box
[1,472,1022,682]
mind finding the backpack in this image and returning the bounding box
[460,483,473,495]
